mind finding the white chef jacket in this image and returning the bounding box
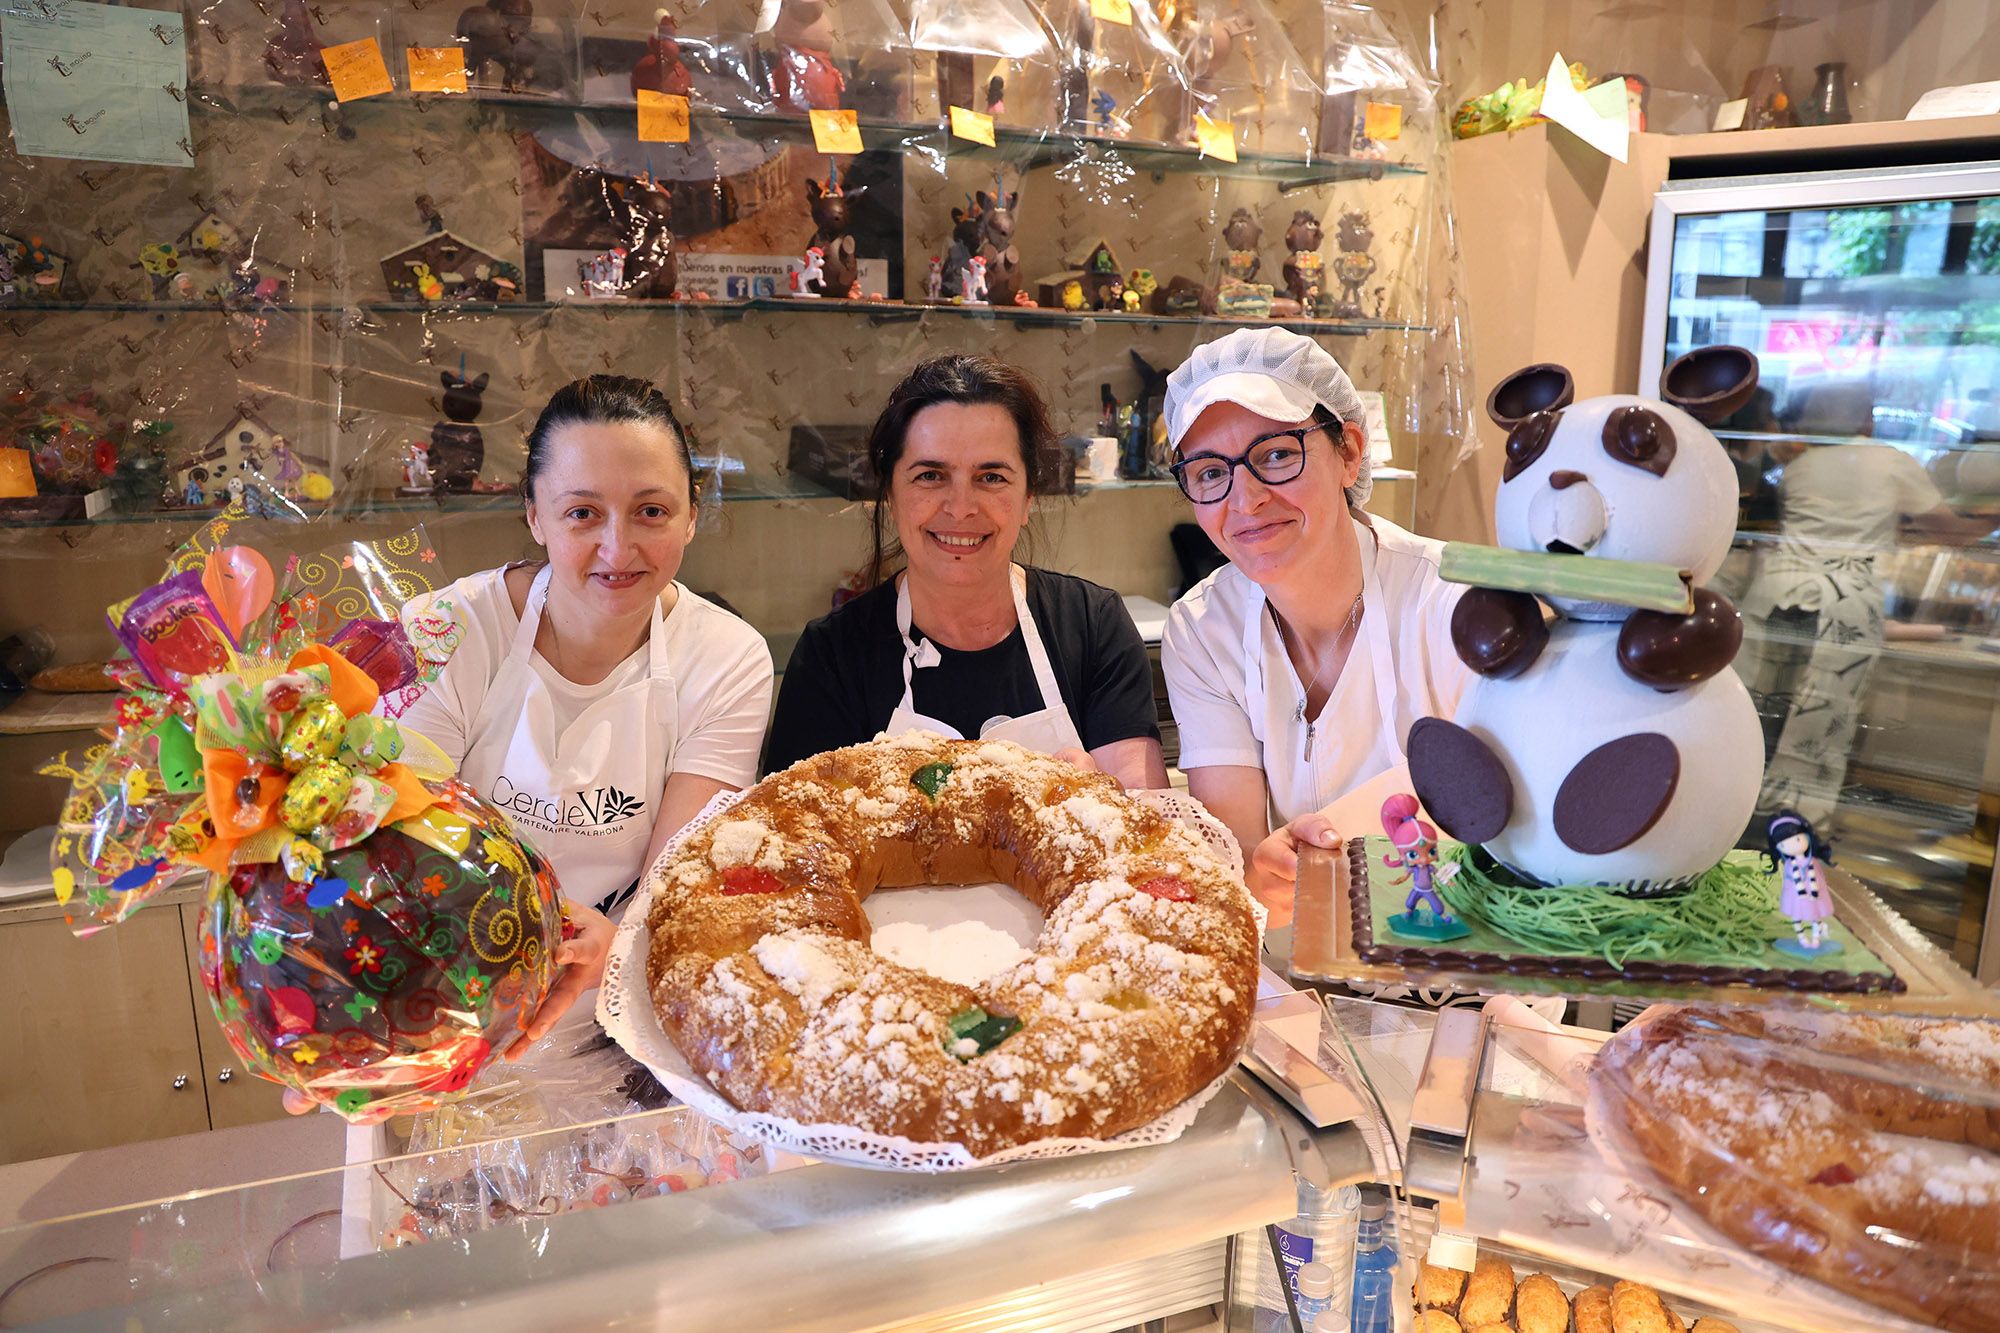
[1163,514,1469,825]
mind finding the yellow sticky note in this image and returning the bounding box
[407,46,468,95]
[1194,114,1238,163]
[321,37,394,103]
[1091,0,1133,25]
[0,448,34,498]
[949,105,996,147]
[637,89,691,143]
[1364,101,1403,141]
[809,108,863,154]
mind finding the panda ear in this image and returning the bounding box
[1486,363,1575,429]
[1661,345,1759,424]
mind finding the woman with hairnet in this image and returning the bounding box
[1160,329,1470,927]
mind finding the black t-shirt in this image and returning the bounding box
[764,566,1160,773]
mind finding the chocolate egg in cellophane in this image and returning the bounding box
[200,781,561,1121]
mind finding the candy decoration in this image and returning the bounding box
[720,865,785,896]
[943,1004,1021,1060]
[155,716,204,793]
[281,836,326,883]
[281,759,350,832]
[340,715,404,770]
[200,545,275,641]
[911,762,954,798]
[306,875,350,910]
[1439,542,1693,615]
[1137,875,1196,902]
[278,695,347,771]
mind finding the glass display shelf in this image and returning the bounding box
[198,83,1428,189]
[0,296,1429,338]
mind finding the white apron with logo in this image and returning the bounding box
[885,565,1086,755]
[458,566,678,914]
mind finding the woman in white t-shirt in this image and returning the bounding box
[1160,330,1468,926]
[391,376,774,1051]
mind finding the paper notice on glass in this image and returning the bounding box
[1536,52,1629,163]
[1354,390,1395,467]
[1,0,192,168]
[1906,80,2000,120]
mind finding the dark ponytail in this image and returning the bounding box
[862,355,1057,588]
[524,375,696,504]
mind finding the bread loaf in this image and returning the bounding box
[1414,1313,1465,1333]
[1515,1272,1569,1333]
[1457,1256,1515,1326]
[1573,1284,1615,1333]
[1611,1279,1671,1333]
[1417,1262,1467,1310]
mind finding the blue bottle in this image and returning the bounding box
[1348,1187,1397,1333]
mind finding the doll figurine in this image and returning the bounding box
[963,255,988,305]
[792,245,826,297]
[1766,809,1839,956]
[1381,794,1471,942]
[924,256,944,302]
[767,0,845,112]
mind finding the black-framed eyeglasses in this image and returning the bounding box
[1169,422,1330,504]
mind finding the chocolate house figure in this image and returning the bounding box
[380,231,521,303]
[430,371,490,492]
[173,411,324,505]
[806,176,868,299]
[141,211,292,306]
[631,8,692,98]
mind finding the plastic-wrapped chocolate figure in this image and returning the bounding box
[1329,209,1375,319]
[766,0,844,112]
[430,371,488,492]
[806,177,867,299]
[631,8,691,98]
[457,0,566,95]
[1282,210,1323,306]
[974,189,1021,307]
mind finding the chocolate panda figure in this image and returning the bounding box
[1408,346,1765,893]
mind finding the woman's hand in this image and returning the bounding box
[505,903,615,1060]
[1247,811,1341,930]
[1053,746,1099,773]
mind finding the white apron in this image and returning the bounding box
[458,566,678,915]
[885,565,1086,755]
[1244,521,1401,825]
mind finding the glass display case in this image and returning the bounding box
[1640,163,2000,981]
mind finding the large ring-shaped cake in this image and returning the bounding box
[645,735,1259,1156]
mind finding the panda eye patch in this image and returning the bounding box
[1602,405,1676,477]
[1503,410,1562,482]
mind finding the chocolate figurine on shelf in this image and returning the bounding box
[941,200,982,299]
[1060,279,1085,312]
[1121,284,1141,313]
[631,8,692,98]
[1057,0,1094,129]
[1766,809,1839,956]
[1100,277,1124,312]
[986,74,1005,116]
[1282,209,1324,306]
[766,0,844,113]
[1381,795,1470,941]
[936,51,975,118]
[974,188,1022,307]
[264,0,326,84]
[805,174,868,300]
[963,255,989,305]
[457,0,565,96]
[430,368,489,492]
[1221,208,1261,283]
[791,245,826,296]
[1126,268,1157,308]
[1328,208,1376,319]
[615,172,677,298]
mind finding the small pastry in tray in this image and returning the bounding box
[1457,1255,1516,1326]
[1690,1320,1741,1333]
[1417,1261,1467,1310]
[1515,1272,1570,1333]
[1574,1284,1616,1333]
[1414,1313,1465,1333]
[1466,1325,1511,1333]
[1611,1279,1674,1333]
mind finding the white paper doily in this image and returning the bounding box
[598,784,1262,1172]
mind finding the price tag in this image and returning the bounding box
[1194,114,1237,163]
[407,46,468,94]
[949,105,995,146]
[0,448,35,498]
[1363,101,1403,141]
[320,37,394,103]
[638,89,691,143]
[809,108,863,154]
[1091,0,1133,25]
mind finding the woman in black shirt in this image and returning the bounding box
[765,355,1166,787]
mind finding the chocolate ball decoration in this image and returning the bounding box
[200,781,562,1120]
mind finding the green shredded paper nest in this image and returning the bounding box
[1429,844,1785,968]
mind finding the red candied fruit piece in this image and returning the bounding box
[1137,876,1196,902]
[720,866,787,896]
[1809,1162,1857,1187]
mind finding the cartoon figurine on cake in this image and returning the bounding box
[1765,808,1838,956]
[1380,794,1468,941]
[1407,345,1764,895]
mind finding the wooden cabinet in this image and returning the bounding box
[0,890,289,1165]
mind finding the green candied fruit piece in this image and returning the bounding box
[1440,542,1694,614]
[911,762,954,798]
[942,1005,1022,1061]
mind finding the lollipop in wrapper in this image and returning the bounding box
[43,517,560,1121]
